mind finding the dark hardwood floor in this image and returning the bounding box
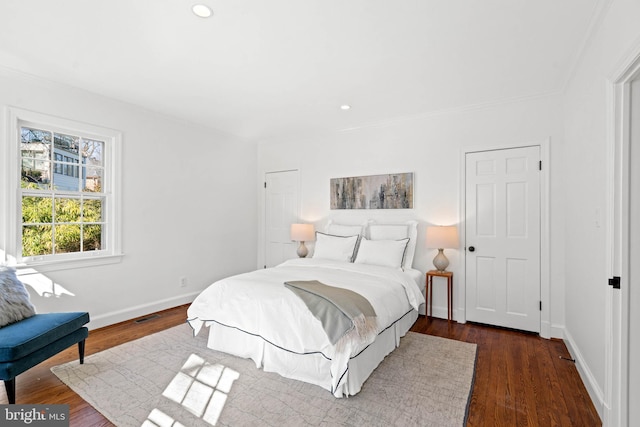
[1,305,601,426]
[411,316,601,426]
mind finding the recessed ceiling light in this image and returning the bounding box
[340,104,351,110]
[192,4,212,18]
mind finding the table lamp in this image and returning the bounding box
[290,223,315,258]
[426,225,458,271]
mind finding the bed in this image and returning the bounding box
[187,220,424,397]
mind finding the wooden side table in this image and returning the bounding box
[426,270,453,321]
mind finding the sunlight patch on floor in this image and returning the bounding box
[144,353,240,426]
[142,408,186,427]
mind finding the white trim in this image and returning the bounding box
[457,152,468,323]
[87,291,200,330]
[1,106,11,264]
[14,253,124,273]
[4,107,122,269]
[459,138,551,338]
[564,327,607,418]
[549,322,566,340]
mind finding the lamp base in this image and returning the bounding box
[297,241,309,258]
[433,249,449,272]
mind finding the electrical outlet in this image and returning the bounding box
[179,276,188,287]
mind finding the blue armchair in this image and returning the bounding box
[0,312,89,404]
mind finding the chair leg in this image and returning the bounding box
[78,339,86,364]
[4,378,16,404]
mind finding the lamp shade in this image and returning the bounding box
[290,223,315,242]
[426,225,458,249]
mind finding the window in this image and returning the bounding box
[4,108,122,267]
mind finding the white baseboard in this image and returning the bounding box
[563,328,605,420]
[87,291,200,330]
[540,320,551,339]
[549,322,565,339]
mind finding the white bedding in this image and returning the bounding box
[187,258,424,396]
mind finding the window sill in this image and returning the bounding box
[15,253,124,273]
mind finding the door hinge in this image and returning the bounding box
[539,300,542,311]
[608,276,621,289]
[264,182,267,188]
[539,160,542,171]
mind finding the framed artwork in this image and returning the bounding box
[330,172,413,209]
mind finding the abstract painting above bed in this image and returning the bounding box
[187,258,424,397]
[330,173,414,210]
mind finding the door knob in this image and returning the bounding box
[468,246,475,252]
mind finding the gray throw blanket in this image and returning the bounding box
[284,280,378,351]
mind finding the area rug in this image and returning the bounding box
[51,323,477,427]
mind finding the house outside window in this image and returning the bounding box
[4,108,122,268]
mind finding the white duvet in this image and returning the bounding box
[187,258,424,395]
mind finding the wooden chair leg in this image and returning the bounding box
[78,339,86,364]
[4,378,16,404]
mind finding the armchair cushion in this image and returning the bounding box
[0,312,90,362]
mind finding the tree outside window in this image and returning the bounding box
[20,126,106,257]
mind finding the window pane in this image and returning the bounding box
[53,165,79,191]
[22,196,53,223]
[83,224,102,250]
[54,133,79,155]
[83,167,103,192]
[22,225,52,256]
[54,224,81,253]
[21,159,51,189]
[21,127,52,189]
[82,139,104,192]
[83,198,103,222]
[51,135,81,191]
[55,197,81,223]
[21,127,51,146]
[82,139,103,165]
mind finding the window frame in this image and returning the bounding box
[4,107,123,271]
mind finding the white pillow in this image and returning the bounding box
[313,232,359,262]
[354,237,410,269]
[0,267,36,327]
[367,220,418,270]
[325,220,365,237]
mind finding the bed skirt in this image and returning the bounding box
[203,309,419,397]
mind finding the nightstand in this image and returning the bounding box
[426,270,453,321]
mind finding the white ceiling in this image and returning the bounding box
[0,0,602,141]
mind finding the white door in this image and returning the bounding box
[465,146,541,332]
[608,58,640,427]
[264,170,299,268]
[627,77,640,427]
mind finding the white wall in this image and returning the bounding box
[563,0,640,420]
[0,67,258,329]
[258,94,566,332]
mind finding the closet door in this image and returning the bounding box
[465,146,541,332]
[264,170,299,268]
